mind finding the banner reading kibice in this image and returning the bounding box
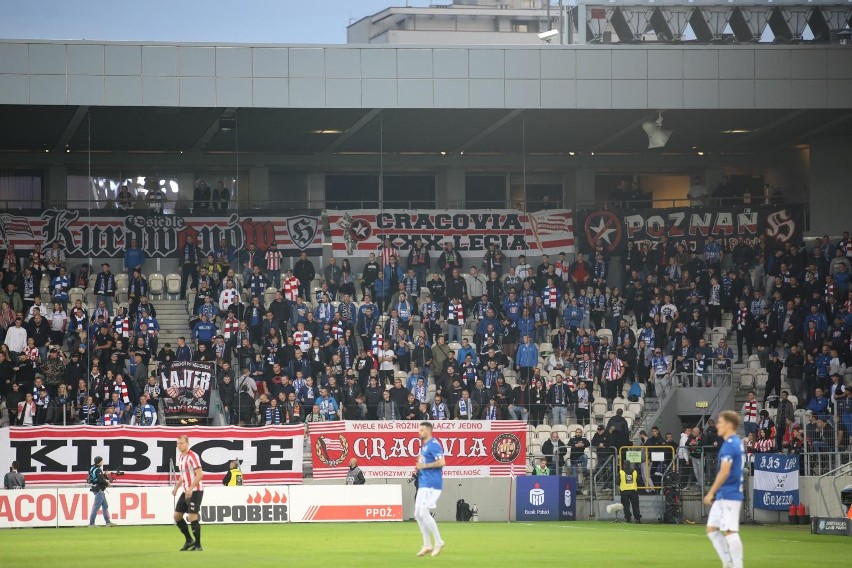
[309,420,527,479]
[329,209,575,257]
[0,426,304,486]
[160,361,215,420]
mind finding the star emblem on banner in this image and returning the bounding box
[348,218,372,242]
[583,210,622,253]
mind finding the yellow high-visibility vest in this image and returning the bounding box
[619,469,637,492]
[226,468,243,486]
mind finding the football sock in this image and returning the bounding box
[707,530,731,566]
[423,511,443,546]
[191,520,201,546]
[176,518,192,542]
[725,532,743,568]
[414,507,431,547]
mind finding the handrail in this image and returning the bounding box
[815,459,852,518]
[695,373,733,431]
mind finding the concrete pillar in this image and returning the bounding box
[248,166,270,206]
[565,167,595,209]
[307,172,325,210]
[46,165,67,208]
[440,168,465,208]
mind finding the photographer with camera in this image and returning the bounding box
[88,456,114,527]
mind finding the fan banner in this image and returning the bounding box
[577,206,802,255]
[753,454,799,510]
[0,208,321,257]
[0,426,304,486]
[160,361,216,420]
[329,209,575,257]
[309,420,527,479]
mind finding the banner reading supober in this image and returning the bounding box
[309,420,527,479]
[329,209,575,257]
[160,361,215,419]
[0,426,304,486]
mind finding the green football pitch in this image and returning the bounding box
[2,521,848,567]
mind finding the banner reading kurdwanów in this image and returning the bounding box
[0,426,304,486]
[309,420,527,479]
[329,209,575,257]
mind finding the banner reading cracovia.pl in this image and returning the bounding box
[577,206,802,255]
[0,209,321,257]
[0,426,304,486]
[309,420,527,479]
[328,209,575,257]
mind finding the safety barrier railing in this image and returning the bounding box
[617,445,678,491]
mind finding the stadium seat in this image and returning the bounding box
[567,423,582,434]
[627,402,642,416]
[787,394,798,408]
[148,273,165,299]
[753,370,769,390]
[592,402,608,420]
[747,355,761,370]
[68,287,84,306]
[539,342,553,357]
[596,329,613,344]
[264,286,278,308]
[534,424,551,436]
[165,273,182,299]
[737,370,755,392]
[612,400,627,413]
[551,425,569,440]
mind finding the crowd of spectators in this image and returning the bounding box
[0,211,850,477]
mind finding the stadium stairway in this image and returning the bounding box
[150,299,192,348]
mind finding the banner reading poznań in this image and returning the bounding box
[0,426,304,486]
[160,361,216,420]
[328,209,575,257]
[577,206,802,255]
[309,420,527,479]
[0,209,321,257]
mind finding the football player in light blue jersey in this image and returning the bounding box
[704,410,746,568]
[414,421,446,557]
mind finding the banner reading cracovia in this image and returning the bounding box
[309,420,527,479]
[160,361,216,420]
[328,209,575,257]
[0,209,321,257]
[0,425,304,486]
[577,206,802,255]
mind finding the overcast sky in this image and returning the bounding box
[0,0,436,44]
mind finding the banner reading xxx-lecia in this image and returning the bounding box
[329,209,575,257]
[309,420,527,479]
[0,426,304,486]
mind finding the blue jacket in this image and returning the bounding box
[374,276,390,299]
[563,306,583,329]
[457,345,477,364]
[193,321,217,342]
[383,264,405,284]
[124,247,145,272]
[476,316,500,338]
[518,316,535,339]
[515,342,539,368]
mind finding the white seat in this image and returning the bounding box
[566,423,582,434]
[596,329,613,344]
[534,424,552,435]
[68,287,85,306]
[627,402,642,416]
[264,287,278,309]
[612,400,628,413]
[539,342,553,357]
[787,394,798,408]
[165,273,182,299]
[738,370,755,391]
[592,402,608,420]
[551,425,569,440]
[148,273,165,299]
[753,370,769,389]
[747,355,761,370]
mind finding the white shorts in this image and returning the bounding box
[415,487,442,510]
[707,499,742,532]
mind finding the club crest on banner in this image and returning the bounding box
[286,215,319,250]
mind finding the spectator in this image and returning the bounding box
[4,461,25,489]
[541,432,567,475]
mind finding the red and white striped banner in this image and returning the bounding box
[309,420,527,479]
[329,209,574,258]
[0,209,321,258]
[0,425,304,486]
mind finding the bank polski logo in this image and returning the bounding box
[529,483,545,506]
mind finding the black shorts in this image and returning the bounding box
[175,491,204,515]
